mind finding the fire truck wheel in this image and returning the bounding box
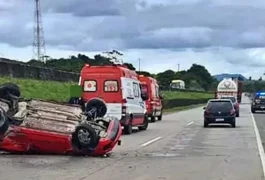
[123,118,132,134]
[150,116,156,123]
[138,115,148,131]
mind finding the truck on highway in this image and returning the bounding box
[215,77,243,103]
[170,79,185,90]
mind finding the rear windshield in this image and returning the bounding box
[141,84,148,94]
[255,95,265,99]
[221,96,236,103]
[104,80,119,92]
[207,101,233,111]
[83,80,97,92]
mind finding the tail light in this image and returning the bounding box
[230,109,235,115]
[122,98,127,115]
[204,110,210,116]
[122,98,127,104]
[122,106,126,114]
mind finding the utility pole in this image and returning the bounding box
[177,64,180,72]
[33,0,46,63]
[138,58,141,71]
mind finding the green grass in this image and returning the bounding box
[164,104,205,114]
[0,77,212,102]
[0,77,75,102]
[162,90,213,100]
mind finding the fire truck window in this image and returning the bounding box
[141,84,148,94]
[104,80,118,92]
[133,82,139,97]
[84,80,97,92]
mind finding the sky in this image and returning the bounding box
[1,0,265,79]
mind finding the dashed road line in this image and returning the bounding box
[140,137,162,147]
[186,121,194,126]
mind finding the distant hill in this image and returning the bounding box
[213,73,247,81]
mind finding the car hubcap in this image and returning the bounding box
[78,129,91,144]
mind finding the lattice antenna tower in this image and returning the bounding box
[33,0,46,62]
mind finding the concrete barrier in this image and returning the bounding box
[0,61,79,82]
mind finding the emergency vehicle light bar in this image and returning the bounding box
[256,92,265,95]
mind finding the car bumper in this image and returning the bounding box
[204,117,235,124]
[251,105,265,110]
[90,119,122,156]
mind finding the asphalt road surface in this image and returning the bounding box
[0,95,264,180]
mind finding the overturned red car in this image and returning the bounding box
[0,83,122,156]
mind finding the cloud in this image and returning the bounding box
[1,0,265,79]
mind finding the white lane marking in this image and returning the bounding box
[140,137,162,147]
[250,112,265,178]
[187,121,194,126]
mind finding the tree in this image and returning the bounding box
[259,77,263,81]
[136,71,153,77]
[156,70,175,88]
[187,64,213,90]
[123,63,136,70]
[249,76,252,81]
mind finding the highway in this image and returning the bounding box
[0,95,264,180]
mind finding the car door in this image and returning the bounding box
[132,81,145,125]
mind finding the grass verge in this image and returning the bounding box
[164,103,206,115]
[162,90,212,100]
[0,77,212,101]
[0,77,75,102]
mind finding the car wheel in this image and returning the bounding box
[251,109,256,113]
[138,115,148,131]
[0,107,9,135]
[123,118,132,134]
[203,120,208,128]
[157,112,162,121]
[72,123,99,150]
[236,111,239,117]
[231,119,236,128]
[150,116,156,123]
[0,83,21,98]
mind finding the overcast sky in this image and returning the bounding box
[1,0,265,79]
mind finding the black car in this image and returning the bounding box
[251,92,265,113]
[203,99,236,128]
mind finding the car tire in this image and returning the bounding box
[203,120,208,128]
[251,109,256,113]
[0,83,21,98]
[0,107,9,135]
[123,118,133,135]
[231,119,236,128]
[236,111,239,117]
[72,123,99,150]
[150,116,156,123]
[138,115,148,131]
[157,112,162,121]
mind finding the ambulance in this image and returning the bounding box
[77,64,148,135]
[138,75,163,122]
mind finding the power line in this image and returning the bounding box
[33,0,46,62]
[138,58,141,71]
